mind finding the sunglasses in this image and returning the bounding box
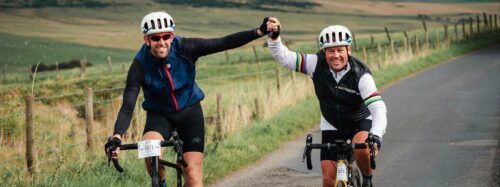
[149,33,174,42]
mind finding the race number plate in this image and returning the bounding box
[138,140,161,158]
[336,162,348,181]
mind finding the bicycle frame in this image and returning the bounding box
[107,131,188,187]
[302,133,375,187]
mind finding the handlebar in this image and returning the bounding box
[106,132,187,173]
[302,133,377,170]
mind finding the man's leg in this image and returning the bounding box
[353,131,373,185]
[321,160,337,187]
[183,152,203,187]
[320,130,342,187]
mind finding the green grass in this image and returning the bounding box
[0,32,134,71]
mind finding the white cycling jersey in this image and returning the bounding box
[268,37,387,138]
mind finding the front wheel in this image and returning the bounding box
[351,166,362,187]
[335,180,348,187]
[151,156,161,187]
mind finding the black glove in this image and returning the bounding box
[367,133,382,150]
[269,25,280,40]
[105,137,122,154]
[259,17,271,35]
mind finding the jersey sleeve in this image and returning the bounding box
[359,73,387,138]
[113,60,143,136]
[267,37,317,78]
[181,29,260,60]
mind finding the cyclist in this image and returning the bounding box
[266,18,387,187]
[105,11,275,187]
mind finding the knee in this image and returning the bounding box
[184,163,203,186]
[355,149,370,161]
[323,178,335,187]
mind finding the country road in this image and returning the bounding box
[210,44,500,187]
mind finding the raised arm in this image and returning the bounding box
[358,73,387,138]
[267,36,317,78]
[181,29,262,59]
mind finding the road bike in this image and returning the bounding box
[106,131,188,187]
[302,133,377,187]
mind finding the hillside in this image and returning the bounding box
[0,0,497,52]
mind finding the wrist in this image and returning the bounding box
[112,134,122,140]
[255,28,264,37]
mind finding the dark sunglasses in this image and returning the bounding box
[149,33,174,42]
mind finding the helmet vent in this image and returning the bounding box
[157,19,162,29]
[150,20,155,29]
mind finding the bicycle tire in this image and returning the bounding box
[351,166,362,187]
[335,180,348,187]
[151,156,161,187]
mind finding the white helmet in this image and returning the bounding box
[318,25,353,50]
[141,11,175,35]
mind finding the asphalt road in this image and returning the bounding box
[211,44,500,187]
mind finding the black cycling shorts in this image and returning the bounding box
[320,119,372,161]
[143,102,205,153]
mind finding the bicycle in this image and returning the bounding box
[106,131,188,187]
[302,133,377,187]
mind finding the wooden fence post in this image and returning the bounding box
[435,30,440,49]
[215,93,222,141]
[469,17,474,38]
[2,65,6,81]
[403,31,409,51]
[362,46,367,63]
[276,68,281,93]
[252,45,259,63]
[444,24,449,41]
[384,27,392,44]
[85,87,94,150]
[371,35,374,47]
[476,14,481,34]
[454,23,458,42]
[483,12,488,31]
[383,46,388,66]
[353,33,358,51]
[25,94,37,175]
[415,34,420,56]
[80,57,87,79]
[462,19,467,40]
[377,43,382,69]
[422,21,429,50]
[403,38,408,55]
[489,14,493,30]
[495,15,498,30]
[390,41,395,60]
[55,61,59,76]
[254,98,262,120]
[107,56,112,73]
[238,104,245,125]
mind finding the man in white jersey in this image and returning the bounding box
[266,18,387,187]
